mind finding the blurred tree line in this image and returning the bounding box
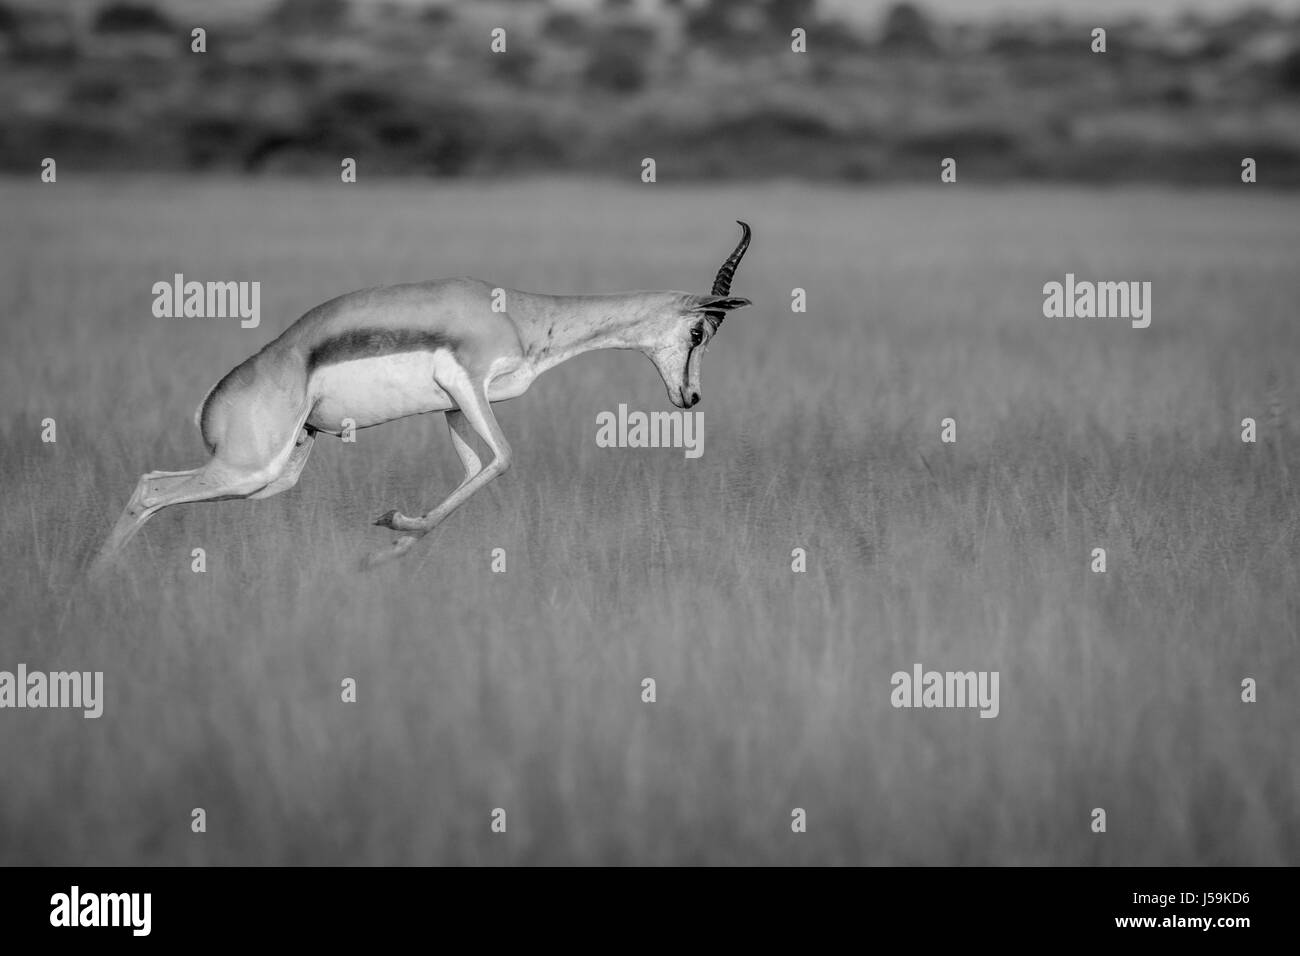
[1,0,1298,182]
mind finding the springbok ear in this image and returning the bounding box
[688,295,751,313]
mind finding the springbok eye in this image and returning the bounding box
[689,324,705,347]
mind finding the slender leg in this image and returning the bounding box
[91,410,313,572]
[93,469,201,561]
[445,409,483,482]
[90,462,278,573]
[248,427,316,499]
[367,376,512,567]
[95,468,200,560]
[144,468,201,480]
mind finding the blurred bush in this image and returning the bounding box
[0,0,1297,183]
[585,22,655,92]
[92,2,172,35]
[880,2,939,55]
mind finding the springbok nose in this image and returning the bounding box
[686,391,700,408]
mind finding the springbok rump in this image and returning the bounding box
[92,222,753,570]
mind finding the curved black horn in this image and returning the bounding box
[711,220,751,296]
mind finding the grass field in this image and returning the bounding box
[1,177,1297,865]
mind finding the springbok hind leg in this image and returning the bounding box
[92,469,199,568]
[248,428,316,500]
[90,460,277,574]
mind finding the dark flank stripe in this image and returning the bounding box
[307,328,459,372]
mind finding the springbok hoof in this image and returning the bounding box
[373,509,399,529]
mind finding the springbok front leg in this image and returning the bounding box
[366,378,512,568]
[365,410,480,562]
[444,408,483,483]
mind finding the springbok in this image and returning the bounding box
[93,222,752,570]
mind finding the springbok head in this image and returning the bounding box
[647,220,752,409]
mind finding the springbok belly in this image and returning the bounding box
[308,350,456,430]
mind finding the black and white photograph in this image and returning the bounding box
[1,0,1297,932]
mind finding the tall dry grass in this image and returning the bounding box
[0,177,1296,863]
